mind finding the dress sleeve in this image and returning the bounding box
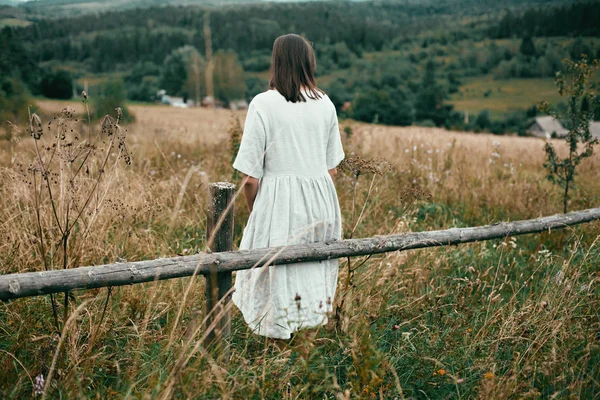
[326,106,345,170]
[233,102,266,179]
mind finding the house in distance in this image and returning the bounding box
[528,116,568,139]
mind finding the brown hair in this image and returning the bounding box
[268,34,324,103]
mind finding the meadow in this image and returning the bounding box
[0,99,599,398]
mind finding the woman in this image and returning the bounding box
[231,34,345,340]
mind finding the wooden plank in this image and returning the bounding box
[1,207,599,301]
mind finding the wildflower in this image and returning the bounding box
[483,372,494,380]
[34,374,44,395]
[436,369,446,376]
[554,270,563,284]
[81,90,88,102]
[30,113,43,140]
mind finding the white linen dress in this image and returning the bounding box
[231,88,345,339]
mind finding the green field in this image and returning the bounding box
[0,18,31,28]
[450,74,600,119]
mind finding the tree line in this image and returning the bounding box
[1,0,599,133]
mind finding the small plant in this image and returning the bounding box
[335,156,392,327]
[20,91,131,332]
[540,54,599,213]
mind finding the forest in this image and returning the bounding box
[1,0,600,134]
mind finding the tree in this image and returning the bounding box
[160,49,187,96]
[40,69,73,99]
[351,90,392,124]
[388,89,415,126]
[0,77,33,127]
[160,46,206,103]
[125,62,160,102]
[415,60,448,126]
[475,109,491,131]
[541,55,599,213]
[214,50,246,104]
[520,36,536,57]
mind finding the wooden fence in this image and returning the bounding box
[1,182,599,341]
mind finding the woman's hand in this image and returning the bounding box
[328,168,337,181]
[241,174,260,213]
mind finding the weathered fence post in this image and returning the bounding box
[204,182,236,353]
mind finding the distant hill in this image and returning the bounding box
[8,0,577,19]
[9,0,355,18]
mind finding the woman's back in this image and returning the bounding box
[233,89,344,180]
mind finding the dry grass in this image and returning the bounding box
[0,99,599,398]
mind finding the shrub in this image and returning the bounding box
[40,69,73,100]
[0,76,34,128]
[475,109,491,131]
[91,80,134,123]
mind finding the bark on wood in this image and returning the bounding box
[204,182,235,349]
[1,206,599,301]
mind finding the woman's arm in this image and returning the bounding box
[241,174,260,213]
[328,168,337,181]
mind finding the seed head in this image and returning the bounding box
[30,113,43,140]
[81,90,88,102]
[61,106,75,119]
[115,107,123,120]
[339,156,392,178]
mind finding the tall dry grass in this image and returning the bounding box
[0,99,598,398]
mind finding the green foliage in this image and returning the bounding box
[519,35,536,57]
[541,55,599,213]
[0,76,33,127]
[125,62,160,101]
[91,80,134,123]
[160,48,188,96]
[351,89,414,126]
[415,60,453,126]
[492,2,600,38]
[241,50,271,72]
[244,75,267,101]
[214,50,245,104]
[351,90,391,124]
[40,68,73,99]
[474,109,491,131]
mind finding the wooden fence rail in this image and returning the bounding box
[1,183,599,303]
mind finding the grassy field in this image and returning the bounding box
[449,76,563,119]
[0,99,599,398]
[0,18,32,28]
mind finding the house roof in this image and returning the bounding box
[591,121,600,139]
[533,116,568,136]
